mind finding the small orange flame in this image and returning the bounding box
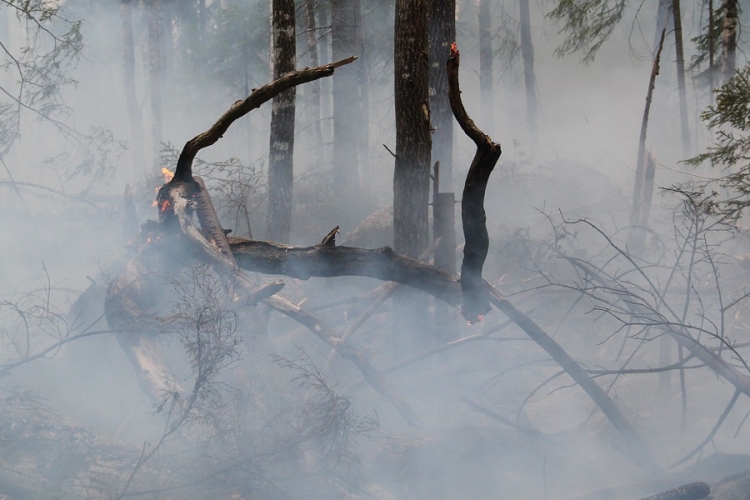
[162,167,174,183]
[159,199,171,212]
[450,42,459,58]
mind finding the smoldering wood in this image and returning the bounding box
[447,43,502,323]
[639,482,710,500]
[164,180,423,428]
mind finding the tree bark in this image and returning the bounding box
[628,28,665,255]
[519,0,538,139]
[120,0,145,173]
[429,0,456,190]
[147,0,164,169]
[266,0,297,243]
[721,0,737,85]
[447,44,501,322]
[478,0,494,132]
[671,0,690,158]
[394,0,431,353]
[394,0,431,259]
[332,0,362,208]
[304,0,323,149]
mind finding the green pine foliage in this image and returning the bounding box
[687,63,750,217]
[547,0,626,63]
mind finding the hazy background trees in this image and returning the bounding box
[1,0,750,498]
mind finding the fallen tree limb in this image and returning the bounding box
[638,482,710,500]
[228,233,653,465]
[168,186,422,428]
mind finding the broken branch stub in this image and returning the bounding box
[447,43,502,322]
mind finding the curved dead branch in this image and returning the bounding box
[447,43,502,322]
[172,56,357,182]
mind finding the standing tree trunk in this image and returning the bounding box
[355,0,370,186]
[394,0,431,259]
[305,0,323,149]
[121,0,145,173]
[671,0,690,158]
[147,0,164,169]
[519,0,538,139]
[429,0,456,191]
[478,0,493,132]
[331,0,362,217]
[265,0,297,243]
[394,0,431,354]
[429,0,457,343]
[721,0,737,85]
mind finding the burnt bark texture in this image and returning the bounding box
[671,0,690,158]
[394,0,431,352]
[628,28,665,254]
[721,0,737,85]
[266,0,297,243]
[478,0,494,132]
[447,44,500,322]
[146,0,164,167]
[519,0,538,138]
[332,0,362,206]
[394,0,431,259]
[304,0,323,148]
[120,0,145,172]
[429,0,456,190]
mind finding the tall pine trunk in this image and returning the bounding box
[147,0,163,169]
[354,0,369,184]
[429,0,455,190]
[478,0,493,132]
[266,0,297,243]
[671,0,690,158]
[304,0,323,149]
[519,0,538,139]
[331,0,361,214]
[394,0,431,354]
[120,0,144,172]
[721,0,737,84]
[429,0,457,344]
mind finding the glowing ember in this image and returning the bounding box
[159,199,171,212]
[450,42,459,57]
[467,314,484,326]
[162,167,175,183]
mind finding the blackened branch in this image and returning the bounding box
[447,44,502,322]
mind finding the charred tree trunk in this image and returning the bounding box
[147,0,164,169]
[447,43,500,322]
[305,0,323,149]
[355,0,370,184]
[478,0,494,132]
[120,0,145,173]
[628,28,665,255]
[266,0,297,243]
[394,0,431,260]
[332,0,362,209]
[393,0,431,353]
[671,0,690,158]
[721,0,738,85]
[429,0,456,190]
[519,0,538,139]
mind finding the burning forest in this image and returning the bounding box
[1,0,750,499]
